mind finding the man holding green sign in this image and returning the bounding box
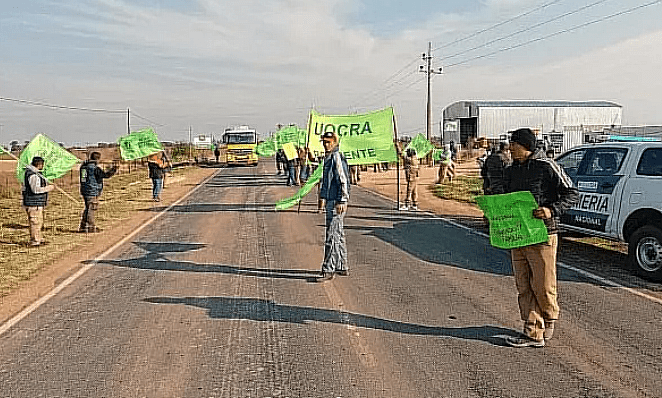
[485,128,578,348]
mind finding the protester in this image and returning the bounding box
[497,128,578,348]
[276,149,286,176]
[22,156,55,246]
[481,142,511,195]
[214,146,220,163]
[148,152,168,202]
[79,151,117,233]
[298,146,310,183]
[395,140,420,210]
[436,144,456,184]
[286,148,300,186]
[349,165,361,185]
[449,140,458,161]
[317,131,350,282]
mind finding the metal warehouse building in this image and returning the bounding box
[442,100,622,153]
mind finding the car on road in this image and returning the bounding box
[555,139,662,281]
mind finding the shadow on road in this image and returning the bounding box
[144,296,518,347]
[346,212,614,287]
[93,241,321,282]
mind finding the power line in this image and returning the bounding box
[0,96,126,114]
[440,0,609,62]
[433,0,565,52]
[445,0,662,68]
[131,111,166,128]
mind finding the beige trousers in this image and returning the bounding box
[510,234,559,341]
[405,176,418,205]
[25,206,44,245]
[437,162,455,183]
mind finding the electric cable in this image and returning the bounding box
[440,0,609,62]
[445,0,661,68]
[0,96,126,114]
[433,0,565,51]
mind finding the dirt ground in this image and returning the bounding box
[357,160,485,220]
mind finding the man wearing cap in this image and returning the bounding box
[79,151,118,233]
[394,139,420,210]
[481,141,511,195]
[498,128,578,348]
[22,157,55,246]
[317,131,351,282]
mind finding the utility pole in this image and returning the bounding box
[127,108,130,135]
[420,42,443,164]
[189,126,192,160]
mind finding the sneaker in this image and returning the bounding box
[399,205,409,211]
[543,320,555,341]
[411,205,419,211]
[505,335,545,348]
[336,269,350,276]
[316,272,335,282]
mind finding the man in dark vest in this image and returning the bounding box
[22,157,55,246]
[79,151,117,233]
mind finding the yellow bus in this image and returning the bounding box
[222,125,258,166]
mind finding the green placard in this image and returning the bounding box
[16,134,79,182]
[306,107,398,165]
[475,191,549,249]
[118,127,163,160]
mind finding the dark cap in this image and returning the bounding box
[321,131,337,141]
[31,156,45,166]
[510,128,536,152]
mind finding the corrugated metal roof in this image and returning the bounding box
[468,100,621,108]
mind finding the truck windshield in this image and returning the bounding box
[225,133,256,144]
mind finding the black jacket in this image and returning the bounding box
[501,149,579,234]
[481,151,511,194]
[80,161,116,197]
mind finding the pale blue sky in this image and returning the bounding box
[1,0,661,145]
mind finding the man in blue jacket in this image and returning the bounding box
[79,151,117,233]
[317,131,350,282]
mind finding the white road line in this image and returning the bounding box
[0,168,223,337]
[358,186,662,307]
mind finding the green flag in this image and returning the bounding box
[255,139,277,157]
[118,127,163,160]
[475,191,549,249]
[432,148,451,161]
[405,133,434,159]
[274,125,307,149]
[275,163,324,210]
[307,107,398,165]
[16,134,79,182]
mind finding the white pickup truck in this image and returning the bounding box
[555,140,662,281]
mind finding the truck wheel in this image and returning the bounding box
[628,225,662,281]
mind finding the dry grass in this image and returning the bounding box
[430,175,484,203]
[0,166,201,296]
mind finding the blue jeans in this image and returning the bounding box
[322,200,348,273]
[152,178,163,199]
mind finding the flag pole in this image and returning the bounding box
[392,111,400,211]
[297,111,314,214]
[3,148,79,204]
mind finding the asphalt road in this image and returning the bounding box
[1,161,661,398]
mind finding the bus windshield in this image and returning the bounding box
[224,133,256,144]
